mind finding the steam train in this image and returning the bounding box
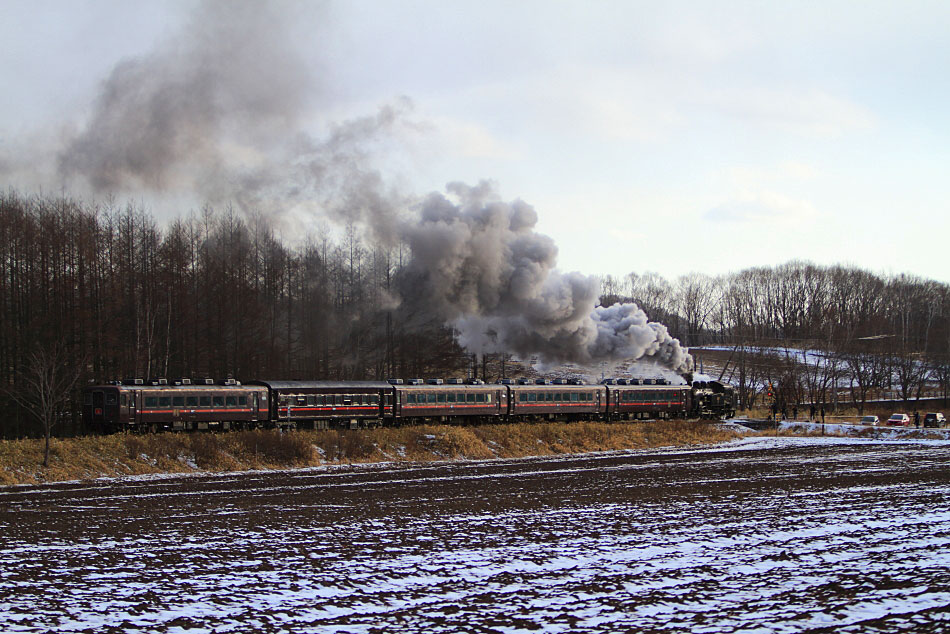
[82,376,737,433]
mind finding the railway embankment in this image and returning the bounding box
[0,420,741,486]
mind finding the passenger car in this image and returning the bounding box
[923,412,946,428]
[887,413,911,426]
[859,415,880,425]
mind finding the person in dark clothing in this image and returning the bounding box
[820,406,825,424]
[781,405,788,421]
[914,411,920,428]
[792,405,798,420]
[809,405,816,420]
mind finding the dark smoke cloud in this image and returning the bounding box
[397,182,693,372]
[58,0,314,195]
[44,0,691,373]
[55,0,412,244]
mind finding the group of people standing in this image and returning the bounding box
[769,402,824,423]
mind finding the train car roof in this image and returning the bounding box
[85,383,263,390]
[506,383,604,389]
[248,380,394,390]
[392,382,500,389]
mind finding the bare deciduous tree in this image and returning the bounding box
[5,344,85,466]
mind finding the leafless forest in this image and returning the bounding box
[1,189,949,437]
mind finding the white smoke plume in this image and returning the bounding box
[397,182,693,373]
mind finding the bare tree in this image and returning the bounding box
[5,344,85,467]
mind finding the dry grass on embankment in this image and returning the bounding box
[0,420,740,486]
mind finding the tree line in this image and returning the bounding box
[603,263,950,412]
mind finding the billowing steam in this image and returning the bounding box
[14,0,692,374]
[53,0,411,244]
[397,182,692,373]
[57,1,314,196]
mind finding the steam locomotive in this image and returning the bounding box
[82,376,736,433]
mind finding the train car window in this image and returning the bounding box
[427,393,437,404]
[333,395,342,406]
[385,395,392,405]
[528,393,537,402]
[447,393,456,403]
[213,396,225,407]
[186,396,198,406]
[343,396,352,406]
[239,395,247,406]
[467,393,475,403]
[486,394,492,403]
[159,397,171,407]
[201,396,212,406]
[106,393,117,404]
[407,393,416,404]
[437,393,446,403]
[84,392,93,405]
[454,393,462,403]
[371,395,379,405]
[306,396,316,406]
[519,393,527,402]
[476,393,486,403]
[553,393,560,402]
[571,393,579,402]
[120,394,128,406]
[226,396,237,406]
[173,396,185,407]
[145,396,158,407]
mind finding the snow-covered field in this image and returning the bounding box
[2,437,950,632]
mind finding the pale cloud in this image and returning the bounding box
[701,87,876,137]
[705,191,819,227]
[430,116,525,160]
[717,161,820,188]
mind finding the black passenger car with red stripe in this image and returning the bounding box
[603,378,692,420]
[82,379,269,433]
[248,380,395,429]
[393,379,505,424]
[506,379,606,421]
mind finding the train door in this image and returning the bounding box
[252,391,266,423]
[126,390,137,428]
[90,390,106,430]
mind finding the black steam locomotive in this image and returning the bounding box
[83,376,737,433]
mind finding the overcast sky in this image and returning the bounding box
[1,0,948,283]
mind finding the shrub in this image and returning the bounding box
[235,430,313,465]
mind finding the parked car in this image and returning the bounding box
[923,412,946,428]
[859,415,880,425]
[887,413,911,426]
